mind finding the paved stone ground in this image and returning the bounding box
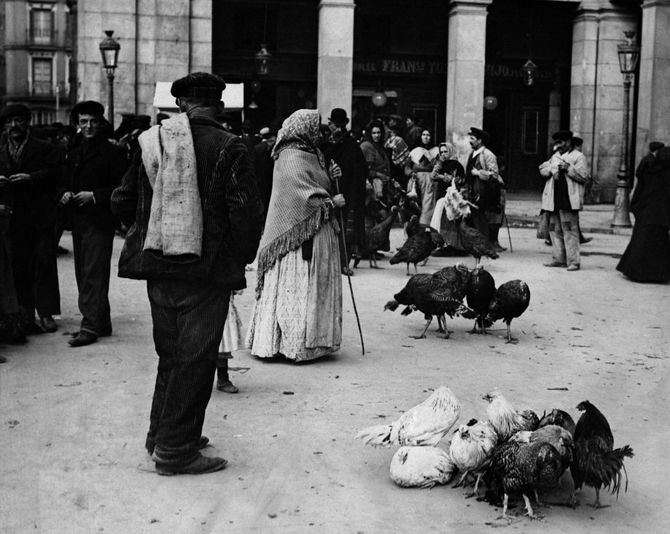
[1,227,667,533]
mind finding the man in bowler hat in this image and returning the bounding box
[539,129,589,271]
[324,108,367,273]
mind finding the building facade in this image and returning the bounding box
[1,0,75,124]
[12,0,669,200]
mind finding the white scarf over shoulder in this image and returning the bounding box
[137,113,203,257]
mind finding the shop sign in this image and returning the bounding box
[485,63,554,81]
[354,57,446,76]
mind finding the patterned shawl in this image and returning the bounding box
[256,109,333,296]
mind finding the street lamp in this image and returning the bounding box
[99,30,120,128]
[611,30,639,228]
[255,44,272,76]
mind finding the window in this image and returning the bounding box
[32,57,53,95]
[30,5,54,44]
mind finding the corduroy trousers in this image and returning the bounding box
[147,278,230,466]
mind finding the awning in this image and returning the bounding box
[152,82,245,110]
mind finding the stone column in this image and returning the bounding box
[635,0,670,166]
[317,0,355,121]
[569,0,637,202]
[445,0,492,160]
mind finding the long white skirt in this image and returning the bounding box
[246,221,342,362]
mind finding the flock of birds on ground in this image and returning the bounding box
[356,388,634,522]
[354,188,529,343]
[384,264,530,343]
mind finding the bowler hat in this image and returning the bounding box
[649,141,665,152]
[170,72,226,100]
[328,108,349,126]
[0,104,31,125]
[552,130,573,142]
[71,101,105,124]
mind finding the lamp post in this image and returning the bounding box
[99,30,120,128]
[611,30,639,228]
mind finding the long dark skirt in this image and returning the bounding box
[617,223,670,283]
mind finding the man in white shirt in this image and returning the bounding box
[539,130,589,271]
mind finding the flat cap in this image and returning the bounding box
[571,136,583,147]
[649,141,665,152]
[468,127,485,139]
[552,130,573,142]
[0,104,31,124]
[170,72,226,99]
[71,101,105,121]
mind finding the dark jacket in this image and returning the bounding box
[61,135,128,230]
[252,139,275,220]
[111,115,264,290]
[324,133,367,249]
[0,133,62,229]
[631,147,670,228]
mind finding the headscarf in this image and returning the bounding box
[272,109,325,167]
[255,109,334,296]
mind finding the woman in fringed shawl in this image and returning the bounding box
[246,109,345,361]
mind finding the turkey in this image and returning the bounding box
[484,391,539,442]
[383,264,471,339]
[356,386,461,448]
[354,205,399,269]
[462,266,496,334]
[485,280,531,344]
[405,214,445,248]
[390,227,440,276]
[450,418,498,497]
[389,446,456,488]
[441,182,498,267]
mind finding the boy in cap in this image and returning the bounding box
[539,130,589,271]
[59,100,128,346]
[0,104,62,334]
[111,72,263,475]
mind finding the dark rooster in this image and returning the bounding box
[390,227,436,276]
[354,205,398,269]
[462,266,496,333]
[571,400,634,508]
[539,408,576,437]
[383,264,470,338]
[487,440,564,520]
[485,280,531,344]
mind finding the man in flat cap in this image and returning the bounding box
[58,101,128,346]
[111,72,263,476]
[539,129,589,271]
[465,127,505,249]
[324,108,367,273]
[0,104,62,335]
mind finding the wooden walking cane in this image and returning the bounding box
[330,162,365,355]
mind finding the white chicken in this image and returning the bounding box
[356,386,461,447]
[449,419,498,496]
[484,390,539,442]
[389,445,456,488]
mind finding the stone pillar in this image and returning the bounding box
[445,0,492,161]
[569,0,637,202]
[317,0,354,121]
[635,0,670,166]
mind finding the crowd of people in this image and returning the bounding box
[1,69,668,473]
